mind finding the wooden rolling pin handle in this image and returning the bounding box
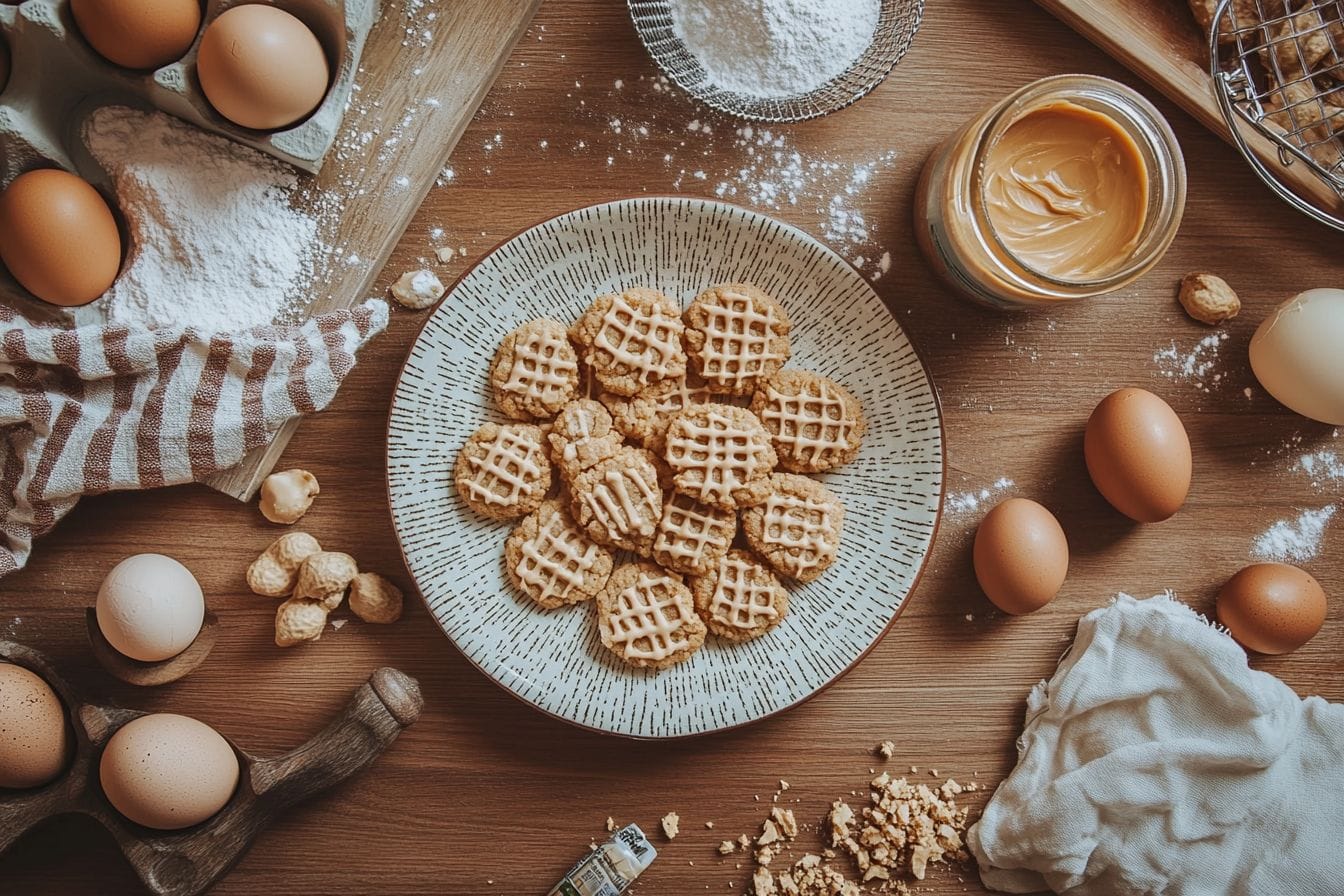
[247,668,422,809]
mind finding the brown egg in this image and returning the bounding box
[1217,563,1327,655]
[0,663,71,789]
[0,169,122,306]
[1084,388,1191,523]
[100,713,239,830]
[71,0,202,70]
[973,497,1069,615]
[196,5,330,131]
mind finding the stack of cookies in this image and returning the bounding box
[454,283,868,672]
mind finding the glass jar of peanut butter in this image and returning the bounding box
[915,74,1186,310]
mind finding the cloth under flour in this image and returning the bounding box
[0,300,388,575]
[969,594,1344,895]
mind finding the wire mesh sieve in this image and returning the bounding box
[1211,0,1344,230]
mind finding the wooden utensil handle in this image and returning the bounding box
[248,667,423,809]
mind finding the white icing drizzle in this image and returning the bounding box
[762,492,837,575]
[596,293,682,385]
[464,428,543,506]
[561,404,595,463]
[516,509,600,603]
[502,327,578,403]
[654,495,731,561]
[584,467,658,538]
[710,555,780,630]
[651,376,713,420]
[698,291,787,387]
[667,409,771,504]
[608,572,694,661]
[759,379,856,464]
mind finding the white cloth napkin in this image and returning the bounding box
[968,593,1344,896]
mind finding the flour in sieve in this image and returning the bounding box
[85,107,321,332]
[669,0,880,99]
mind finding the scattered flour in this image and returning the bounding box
[946,478,1014,515]
[668,0,880,99]
[87,107,321,332]
[1153,332,1229,391]
[1297,450,1344,489]
[1251,505,1337,562]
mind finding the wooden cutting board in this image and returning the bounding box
[1034,0,1341,215]
[207,0,543,500]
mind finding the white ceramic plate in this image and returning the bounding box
[387,198,943,739]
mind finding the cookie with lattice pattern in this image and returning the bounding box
[596,562,706,669]
[651,492,737,577]
[741,474,844,583]
[570,288,687,397]
[546,399,624,483]
[690,549,789,642]
[505,500,613,609]
[683,283,791,396]
[489,319,581,420]
[454,422,552,520]
[751,369,866,473]
[664,403,777,510]
[568,446,664,555]
[600,371,714,455]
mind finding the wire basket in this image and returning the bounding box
[627,0,925,123]
[1211,0,1344,230]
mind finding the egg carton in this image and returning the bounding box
[0,0,378,183]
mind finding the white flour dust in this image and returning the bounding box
[1251,505,1337,563]
[1153,332,1229,391]
[1296,450,1344,489]
[669,0,880,99]
[946,477,1014,516]
[87,107,321,332]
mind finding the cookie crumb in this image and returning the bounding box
[706,821,715,829]
[876,740,895,760]
[662,811,681,840]
[779,779,790,791]
[605,816,615,832]
[719,840,737,855]
[434,246,455,263]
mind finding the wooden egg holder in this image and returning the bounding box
[0,0,379,320]
[0,640,423,896]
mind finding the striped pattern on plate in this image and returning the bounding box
[387,198,943,739]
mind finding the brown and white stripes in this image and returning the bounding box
[0,299,389,575]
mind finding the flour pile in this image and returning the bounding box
[86,107,321,332]
[669,0,881,98]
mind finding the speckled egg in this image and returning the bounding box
[1084,387,1192,523]
[0,662,71,789]
[99,713,239,829]
[1217,563,1327,655]
[973,497,1069,615]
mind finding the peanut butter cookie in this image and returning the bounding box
[683,283,791,396]
[546,399,625,483]
[489,318,581,420]
[600,371,714,454]
[568,446,664,555]
[570,288,687,397]
[651,492,737,577]
[741,473,844,583]
[505,499,614,608]
[454,422,552,521]
[596,561,706,669]
[690,549,789,642]
[751,369,866,473]
[664,403,777,510]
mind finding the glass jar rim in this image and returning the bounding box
[968,74,1187,291]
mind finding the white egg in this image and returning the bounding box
[1250,288,1344,426]
[96,554,205,662]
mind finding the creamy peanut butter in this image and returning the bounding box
[982,101,1149,280]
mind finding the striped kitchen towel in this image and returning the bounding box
[0,299,389,576]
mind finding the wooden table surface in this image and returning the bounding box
[3,1,1342,894]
